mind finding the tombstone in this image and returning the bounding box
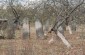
[44,18,50,31]
[57,17,71,47]
[0,19,8,39]
[22,18,30,39]
[66,20,76,34]
[35,18,44,39]
[43,18,50,36]
[66,25,73,34]
[49,16,71,47]
[48,31,55,44]
[71,20,76,32]
[65,17,73,34]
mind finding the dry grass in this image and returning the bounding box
[0,27,85,55]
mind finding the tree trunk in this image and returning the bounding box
[7,19,17,39]
[7,24,16,39]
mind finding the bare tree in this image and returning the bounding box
[48,0,84,47]
[7,0,21,39]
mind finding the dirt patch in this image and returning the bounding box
[0,27,84,55]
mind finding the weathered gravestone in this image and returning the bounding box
[35,18,44,39]
[43,18,50,36]
[65,17,73,34]
[66,20,76,34]
[22,18,30,39]
[49,16,71,48]
[44,18,50,31]
[66,25,73,34]
[71,20,76,32]
[0,19,8,39]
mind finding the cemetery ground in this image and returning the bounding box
[0,27,85,55]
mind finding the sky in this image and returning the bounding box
[0,0,42,9]
[0,0,82,8]
[0,0,41,6]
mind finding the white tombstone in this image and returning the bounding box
[22,18,30,39]
[49,17,71,48]
[66,25,72,34]
[35,18,44,39]
[57,31,71,48]
[57,20,71,47]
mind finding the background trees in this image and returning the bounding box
[0,0,85,39]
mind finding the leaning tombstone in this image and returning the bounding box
[49,16,71,48]
[35,18,44,39]
[57,17,71,47]
[22,18,30,39]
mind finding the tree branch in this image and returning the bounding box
[9,2,20,24]
[49,0,84,33]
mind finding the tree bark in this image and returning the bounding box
[7,19,18,39]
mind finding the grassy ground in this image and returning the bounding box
[0,27,85,55]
